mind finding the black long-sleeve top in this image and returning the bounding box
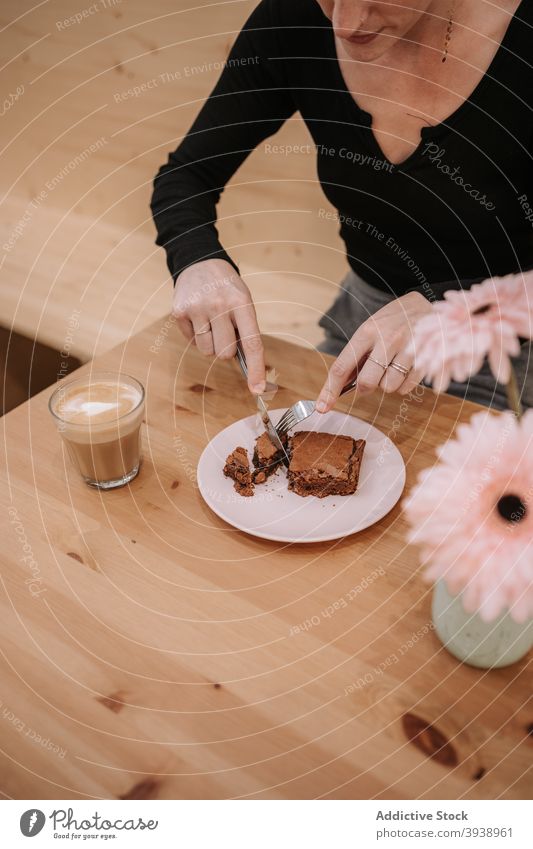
[151,0,533,298]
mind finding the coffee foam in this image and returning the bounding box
[55,381,142,425]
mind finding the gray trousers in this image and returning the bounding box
[318,270,532,411]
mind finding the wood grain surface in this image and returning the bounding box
[1,325,531,800]
[0,0,344,359]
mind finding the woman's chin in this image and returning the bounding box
[339,33,391,62]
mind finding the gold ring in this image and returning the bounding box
[389,361,410,376]
[368,355,388,371]
[195,327,212,336]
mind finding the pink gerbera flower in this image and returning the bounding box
[404,409,533,623]
[408,272,533,393]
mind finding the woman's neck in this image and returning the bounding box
[377,0,520,69]
[396,1,463,59]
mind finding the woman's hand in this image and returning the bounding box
[316,291,432,412]
[172,259,266,393]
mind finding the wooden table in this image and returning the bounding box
[1,322,531,800]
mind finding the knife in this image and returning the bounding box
[235,339,290,468]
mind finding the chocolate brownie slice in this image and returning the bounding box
[223,446,254,496]
[288,431,365,498]
[252,431,286,484]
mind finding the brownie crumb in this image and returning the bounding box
[223,446,254,496]
[223,432,287,497]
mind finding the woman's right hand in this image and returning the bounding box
[172,259,266,394]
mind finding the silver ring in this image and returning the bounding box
[389,361,410,376]
[368,355,388,371]
[195,326,212,336]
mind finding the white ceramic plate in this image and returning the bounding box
[197,409,406,543]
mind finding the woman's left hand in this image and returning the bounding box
[316,291,432,412]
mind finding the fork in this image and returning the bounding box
[275,375,359,438]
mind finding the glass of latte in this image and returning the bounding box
[49,371,145,489]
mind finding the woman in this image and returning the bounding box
[151,0,532,411]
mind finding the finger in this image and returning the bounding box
[353,360,386,396]
[380,351,414,394]
[171,297,195,342]
[191,317,215,356]
[210,314,237,360]
[352,338,392,396]
[398,367,425,396]
[316,334,369,412]
[175,315,194,341]
[233,304,265,393]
